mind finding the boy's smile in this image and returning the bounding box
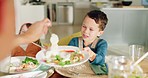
[81,16,100,45]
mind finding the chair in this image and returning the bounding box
[58,31,81,45]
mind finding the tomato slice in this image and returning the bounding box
[60,50,75,52]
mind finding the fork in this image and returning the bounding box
[32,67,54,77]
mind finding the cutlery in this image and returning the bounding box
[133,52,148,66]
[32,66,54,78]
[39,28,53,50]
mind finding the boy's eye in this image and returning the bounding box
[90,29,94,31]
[82,26,86,28]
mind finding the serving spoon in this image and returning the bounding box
[133,52,148,66]
[32,66,54,78]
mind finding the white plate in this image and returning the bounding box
[8,56,40,74]
[0,71,47,78]
[36,46,89,67]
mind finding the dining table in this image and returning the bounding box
[0,59,147,78]
[48,58,148,78]
[48,61,108,78]
[0,56,147,78]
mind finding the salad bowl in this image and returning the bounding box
[36,46,89,67]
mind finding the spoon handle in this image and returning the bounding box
[48,28,52,34]
[133,52,148,66]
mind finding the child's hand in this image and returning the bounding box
[83,47,96,61]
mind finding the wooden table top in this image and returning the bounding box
[49,59,148,78]
[139,59,148,74]
[0,57,147,78]
[8,44,148,77]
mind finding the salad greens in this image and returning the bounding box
[54,55,71,66]
[44,50,85,66]
[53,51,84,66]
[55,55,63,61]
[22,57,39,65]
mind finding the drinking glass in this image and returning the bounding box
[107,55,146,78]
[107,56,132,78]
[129,45,144,62]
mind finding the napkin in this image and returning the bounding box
[90,63,108,75]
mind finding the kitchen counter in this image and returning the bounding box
[90,3,148,10]
[101,7,148,10]
[107,44,129,56]
[91,4,148,52]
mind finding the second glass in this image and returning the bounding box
[129,45,144,62]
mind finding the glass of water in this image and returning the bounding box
[107,56,132,78]
[129,45,144,62]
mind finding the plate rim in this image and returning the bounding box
[9,56,41,74]
[0,70,47,78]
[36,46,89,68]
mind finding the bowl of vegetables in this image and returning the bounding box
[9,56,40,74]
[36,46,89,67]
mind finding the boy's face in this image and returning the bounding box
[81,16,100,42]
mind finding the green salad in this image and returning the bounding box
[54,55,71,66]
[22,57,39,65]
[9,57,40,73]
[44,50,85,66]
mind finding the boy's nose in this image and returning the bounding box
[84,28,89,34]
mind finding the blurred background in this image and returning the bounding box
[14,0,148,55]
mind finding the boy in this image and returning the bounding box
[68,10,108,73]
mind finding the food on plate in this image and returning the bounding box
[43,51,84,66]
[10,57,39,72]
[70,52,84,63]
[60,49,75,53]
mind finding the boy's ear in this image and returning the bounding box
[98,31,104,36]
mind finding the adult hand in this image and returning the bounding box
[83,47,96,61]
[18,18,52,44]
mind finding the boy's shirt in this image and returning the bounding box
[68,37,108,65]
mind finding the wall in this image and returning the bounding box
[14,0,47,34]
[44,0,79,3]
[146,14,148,51]
[14,0,22,34]
[100,9,148,52]
[74,2,91,25]
[46,1,90,25]
[131,0,141,5]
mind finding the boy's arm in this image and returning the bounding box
[91,40,108,65]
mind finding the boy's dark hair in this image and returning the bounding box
[87,10,108,31]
